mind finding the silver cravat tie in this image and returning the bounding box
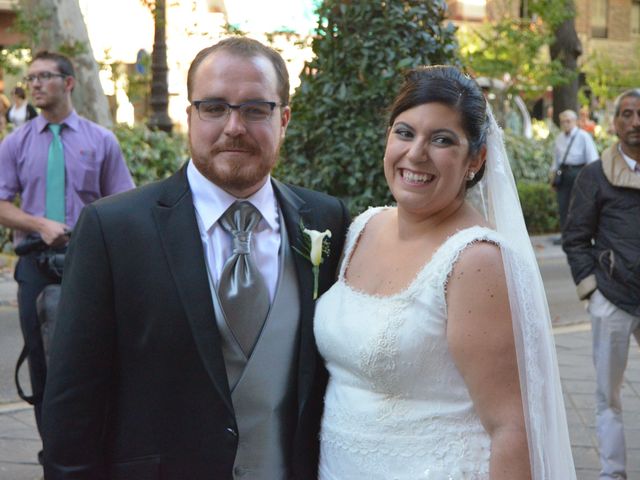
[218,201,270,357]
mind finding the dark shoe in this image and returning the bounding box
[552,236,562,245]
[38,449,43,465]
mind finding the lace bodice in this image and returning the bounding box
[314,207,505,480]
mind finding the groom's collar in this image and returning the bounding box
[186,160,279,232]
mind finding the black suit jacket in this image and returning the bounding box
[41,165,350,480]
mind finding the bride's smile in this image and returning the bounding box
[384,102,484,222]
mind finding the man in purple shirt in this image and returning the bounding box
[0,51,133,454]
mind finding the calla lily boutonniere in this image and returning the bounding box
[294,222,332,299]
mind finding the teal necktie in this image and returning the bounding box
[45,124,65,223]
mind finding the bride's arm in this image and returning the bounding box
[446,242,531,480]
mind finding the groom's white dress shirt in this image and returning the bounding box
[187,160,281,302]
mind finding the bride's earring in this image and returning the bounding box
[466,170,475,181]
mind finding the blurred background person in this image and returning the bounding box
[6,86,38,128]
[551,109,599,238]
[578,105,596,136]
[0,93,11,133]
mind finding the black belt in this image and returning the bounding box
[561,164,586,170]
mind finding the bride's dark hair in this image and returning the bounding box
[388,66,489,188]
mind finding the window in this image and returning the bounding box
[632,1,640,36]
[591,0,608,38]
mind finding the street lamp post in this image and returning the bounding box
[147,0,173,133]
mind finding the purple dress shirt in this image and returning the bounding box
[0,111,134,242]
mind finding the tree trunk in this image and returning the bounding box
[21,0,113,127]
[549,1,582,125]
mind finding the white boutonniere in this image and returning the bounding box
[294,222,332,300]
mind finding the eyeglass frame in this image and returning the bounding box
[23,71,68,84]
[191,99,286,123]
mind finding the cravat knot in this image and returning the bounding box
[220,201,262,248]
[231,232,251,255]
[218,200,269,357]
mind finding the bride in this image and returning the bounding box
[313,66,575,479]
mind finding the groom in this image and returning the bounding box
[41,37,350,479]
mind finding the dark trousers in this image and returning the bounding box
[14,254,60,436]
[557,165,584,230]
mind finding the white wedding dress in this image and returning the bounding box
[314,207,505,480]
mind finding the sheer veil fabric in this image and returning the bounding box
[473,108,576,478]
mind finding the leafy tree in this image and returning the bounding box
[583,41,640,104]
[19,0,113,126]
[278,0,459,214]
[459,15,564,100]
[459,0,579,117]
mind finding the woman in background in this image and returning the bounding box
[6,86,37,128]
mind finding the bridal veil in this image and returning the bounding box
[471,107,576,478]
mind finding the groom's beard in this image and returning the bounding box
[190,136,281,194]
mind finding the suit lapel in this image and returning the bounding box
[272,179,317,411]
[152,166,234,416]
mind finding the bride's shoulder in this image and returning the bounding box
[445,225,505,253]
[352,205,394,222]
[349,206,395,234]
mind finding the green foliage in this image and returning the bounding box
[527,0,575,28]
[112,124,188,186]
[583,41,640,103]
[278,0,459,214]
[503,127,562,233]
[222,23,248,36]
[126,52,152,104]
[504,129,554,183]
[459,19,565,100]
[458,0,576,100]
[516,182,559,234]
[0,224,12,253]
[593,128,616,154]
[0,4,50,75]
[58,40,89,59]
[0,3,90,77]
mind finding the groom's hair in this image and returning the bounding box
[388,65,488,188]
[187,37,290,105]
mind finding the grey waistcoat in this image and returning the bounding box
[208,213,300,480]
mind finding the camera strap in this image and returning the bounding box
[14,345,36,405]
[559,131,577,170]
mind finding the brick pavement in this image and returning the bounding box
[556,323,640,479]
[1,240,640,479]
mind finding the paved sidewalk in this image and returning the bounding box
[556,323,640,479]
[0,403,41,480]
[1,238,639,479]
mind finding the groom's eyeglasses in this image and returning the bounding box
[192,100,283,123]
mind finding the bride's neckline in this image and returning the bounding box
[339,207,492,300]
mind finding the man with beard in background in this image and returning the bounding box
[0,50,133,465]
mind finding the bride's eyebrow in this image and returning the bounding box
[393,121,413,130]
[432,128,459,137]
